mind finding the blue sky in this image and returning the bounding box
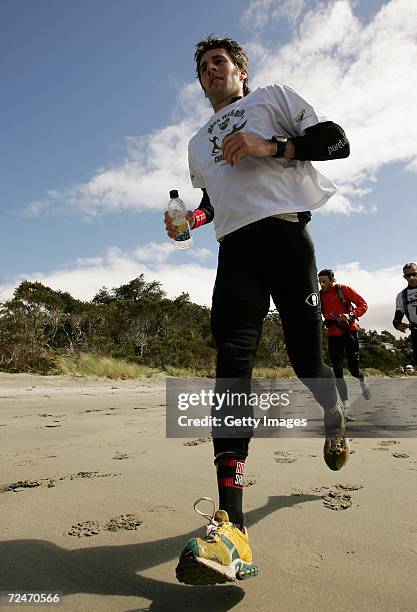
[1,0,416,334]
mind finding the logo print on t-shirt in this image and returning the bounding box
[218,118,230,130]
[295,108,305,123]
[207,108,247,164]
[305,292,319,306]
[209,135,222,154]
[209,119,248,158]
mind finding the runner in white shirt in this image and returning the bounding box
[164,35,352,586]
[188,83,338,241]
[393,262,417,364]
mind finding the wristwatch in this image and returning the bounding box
[271,136,288,158]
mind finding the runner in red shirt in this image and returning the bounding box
[318,269,371,420]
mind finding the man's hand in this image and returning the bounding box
[164,210,195,238]
[398,322,410,333]
[221,133,276,167]
[340,312,356,323]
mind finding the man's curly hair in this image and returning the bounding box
[194,34,250,97]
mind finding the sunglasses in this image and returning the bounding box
[404,272,417,278]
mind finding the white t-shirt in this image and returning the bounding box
[396,287,417,324]
[188,84,338,240]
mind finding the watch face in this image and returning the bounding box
[272,136,287,157]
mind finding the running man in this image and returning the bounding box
[318,269,371,421]
[393,262,417,364]
[164,35,351,585]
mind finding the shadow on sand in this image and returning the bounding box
[0,493,321,610]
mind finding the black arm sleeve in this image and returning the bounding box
[393,309,405,330]
[291,121,350,161]
[197,188,214,224]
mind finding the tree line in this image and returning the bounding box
[0,276,413,375]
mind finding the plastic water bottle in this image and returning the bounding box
[167,189,193,249]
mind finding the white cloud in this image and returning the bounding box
[134,242,177,263]
[134,241,213,264]
[0,242,216,307]
[26,0,417,220]
[26,82,211,219]
[241,0,309,28]
[249,0,417,212]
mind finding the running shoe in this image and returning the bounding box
[342,399,355,422]
[323,407,350,471]
[176,497,258,585]
[360,379,371,400]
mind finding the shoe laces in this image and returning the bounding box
[193,497,223,542]
[327,435,344,453]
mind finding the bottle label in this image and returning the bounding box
[175,222,190,242]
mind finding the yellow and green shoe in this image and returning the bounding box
[176,497,258,585]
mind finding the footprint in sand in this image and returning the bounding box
[273,450,297,463]
[392,452,410,459]
[335,483,363,491]
[105,514,143,531]
[68,520,101,537]
[66,470,120,480]
[0,480,42,493]
[322,490,353,511]
[67,514,143,537]
[379,440,400,446]
[183,437,211,446]
[112,451,135,460]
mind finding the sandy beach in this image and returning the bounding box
[1,372,417,611]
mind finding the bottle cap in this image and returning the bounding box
[169,189,179,198]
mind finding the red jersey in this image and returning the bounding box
[320,284,368,337]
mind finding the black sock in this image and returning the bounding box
[215,453,245,530]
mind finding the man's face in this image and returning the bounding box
[318,275,334,291]
[403,265,417,288]
[199,48,246,108]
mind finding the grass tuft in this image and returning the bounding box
[56,357,297,380]
[57,354,158,379]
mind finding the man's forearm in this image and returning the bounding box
[392,310,404,329]
[193,188,214,228]
[290,121,350,161]
[393,309,405,330]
